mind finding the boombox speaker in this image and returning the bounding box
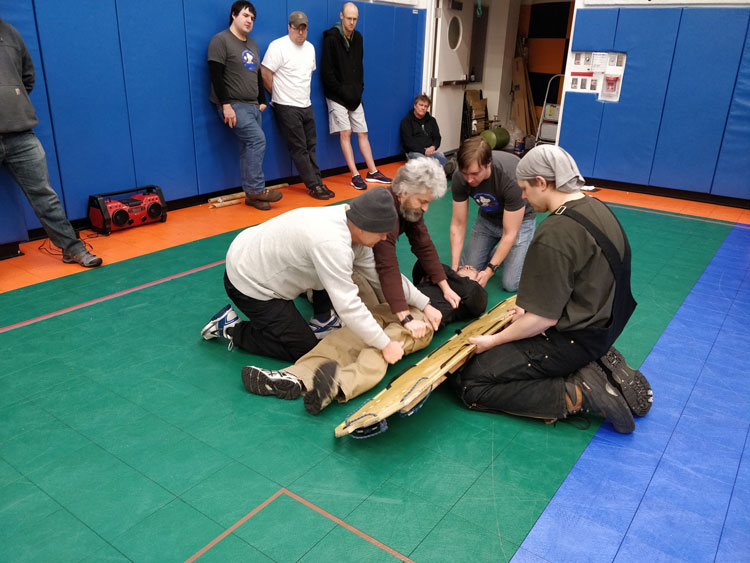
[88,185,167,235]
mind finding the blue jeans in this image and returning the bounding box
[460,214,536,292]
[0,130,83,254]
[406,151,447,166]
[226,103,266,195]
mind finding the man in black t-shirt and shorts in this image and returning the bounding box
[451,145,653,434]
[449,137,536,291]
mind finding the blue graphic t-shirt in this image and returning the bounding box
[207,29,262,105]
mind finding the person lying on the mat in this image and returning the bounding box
[241,263,488,415]
[451,145,652,434]
[309,156,460,341]
[201,188,433,364]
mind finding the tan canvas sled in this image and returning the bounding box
[334,295,517,438]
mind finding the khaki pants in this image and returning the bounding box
[286,303,433,404]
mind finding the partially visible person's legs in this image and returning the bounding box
[499,217,536,292]
[452,329,593,420]
[429,152,447,166]
[274,104,326,197]
[460,213,500,272]
[287,304,432,414]
[1,131,101,266]
[223,272,318,362]
[230,103,266,195]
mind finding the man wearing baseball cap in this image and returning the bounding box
[261,11,334,201]
[202,188,432,368]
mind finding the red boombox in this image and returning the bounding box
[88,186,167,235]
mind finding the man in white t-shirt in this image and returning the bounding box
[261,11,333,201]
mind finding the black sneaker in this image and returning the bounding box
[308,185,331,200]
[322,184,335,198]
[569,362,635,434]
[598,347,653,417]
[303,361,339,415]
[241,366,302,400]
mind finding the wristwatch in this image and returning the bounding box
[487,263,499,273]
[400,314,415,326]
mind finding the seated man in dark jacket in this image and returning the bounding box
[400,94,453,175]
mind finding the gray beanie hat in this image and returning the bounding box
[346,187,397,233]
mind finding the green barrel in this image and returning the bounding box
[479,127,510,150]
[491,127,510,150]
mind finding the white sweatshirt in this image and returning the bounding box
[225,204,429,350]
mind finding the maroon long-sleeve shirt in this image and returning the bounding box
[373,189,447,314]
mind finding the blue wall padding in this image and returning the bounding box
[570,8,618,52]
[650,8,750,193]
[0,0,64,235]
[115,0,198,201]
[33,0,137,219]
[593,9,680,185]
[392,6,426,156]
[0,170,29,245]
[0,0,425,238]
[712,22,750,199]
[558,92,604,178]
[362,3,398,162]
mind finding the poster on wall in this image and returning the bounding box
[568,51,626,102]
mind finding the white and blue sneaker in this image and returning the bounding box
[241,366,302,400]
[308,310,343,340]
[201,304,240,342]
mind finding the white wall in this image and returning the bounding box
[481,0,521,126]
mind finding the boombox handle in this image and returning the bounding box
[90,185,164,200]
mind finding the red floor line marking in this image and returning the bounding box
[185,488,285,563]
[0,260,226,334]
[282,488,416,563]
[185,487,415,563]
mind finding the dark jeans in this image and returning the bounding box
[0,130,83,254]
[452,328,596,420]
[273,104,321,189]
[224,272,318,362]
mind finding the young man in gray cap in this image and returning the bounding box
[261,11,333,201]
[452,145,652,435]
[202,188,433,368]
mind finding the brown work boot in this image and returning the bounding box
[245,189,282,209]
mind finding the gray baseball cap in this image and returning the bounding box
[289,11,308,27]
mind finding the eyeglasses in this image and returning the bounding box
[290,25,307,32]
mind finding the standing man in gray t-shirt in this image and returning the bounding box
[208,1,282,210]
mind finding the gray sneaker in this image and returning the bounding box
[568,362,635,434]
[241,366,302,400]
[62,249,103,268]
[598,347,653,417]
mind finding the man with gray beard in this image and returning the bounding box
[310,157,462,340]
